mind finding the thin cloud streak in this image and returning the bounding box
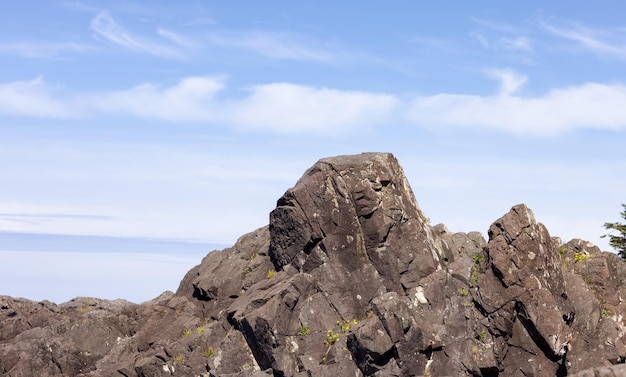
[0,41,94,58]
[542,19,626,60]
[90,11,182,58]
[205,31,336,62]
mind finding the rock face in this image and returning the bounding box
[2,152,626,377]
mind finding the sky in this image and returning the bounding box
[1,1,625,302]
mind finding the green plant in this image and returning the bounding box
[197,326,205,335]
[243,267,251,273]
[182,329,192,337]
[297,324,309,336]
[267,269,275,279]
[458,288,469,296]
[249,253,258,260]
[174,355,184,364]
[602,308,612,318]
[477,330,486,341]
[557,246,567,255]
[204,347,214,358]
[574,250,593,263]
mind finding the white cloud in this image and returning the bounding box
[91,11,181,58]
[91,76,225,121]
[2,75,626,135]
[227,83,398,133]
[0,77,77,118]
[407,82,626,135]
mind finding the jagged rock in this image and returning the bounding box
[1,152,626,377]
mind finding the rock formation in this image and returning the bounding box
[1,152,626,376]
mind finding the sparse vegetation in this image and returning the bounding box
[174,355,184,364]
[182,329,192,337]
[602,308,612,318]
[557,246,567,255]
[458,288,469,296]
[197,326,205,335]
[267,269,276,279]
[76,305,97,313]
[204,347,214,358]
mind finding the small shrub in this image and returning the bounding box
[182,329,192,338]
[267,269,275,279]
[197,326,205,335]
[204,347,214,358]
[602,308,612,318]
[249,253,258,260]
[243,267,251,273]
[472,253,484,265]
[458,288,469,296]
[174,355,184,364]
[557,246,567,255]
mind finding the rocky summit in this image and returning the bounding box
[2,152,626,377]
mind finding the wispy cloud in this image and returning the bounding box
[470,17,533,54]
[541,19,626,60]
[484,68,528,95]
[90,11,181,58]
[0,41,93,59]
[205,31,335,62]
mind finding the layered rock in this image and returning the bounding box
[1,152,625,377]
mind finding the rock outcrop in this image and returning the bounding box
[1,152,625,376]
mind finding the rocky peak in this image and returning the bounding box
[1,152,626,377]
[269,152,442,301]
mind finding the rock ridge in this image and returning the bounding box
[1,152,625,377]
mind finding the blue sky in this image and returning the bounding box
[1,2,625,301]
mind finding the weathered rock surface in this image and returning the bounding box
[2,152,625,376]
